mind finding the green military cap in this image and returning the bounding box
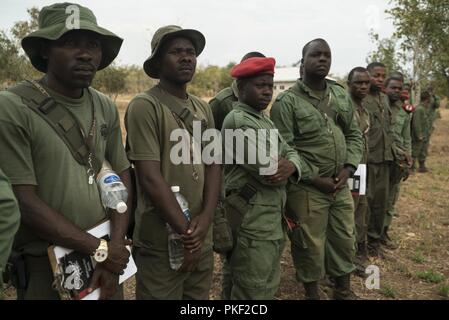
[143,25,205,78]
[22,2,123,72]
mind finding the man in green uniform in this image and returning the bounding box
[0,3,132,300]
[125,25,221,300]
[347,67,371,276]
[0,168,20,299]
[221,57,302,300]
[364,62,395,256]
[271,39,363,300]
[412,92,431,171]
[419,86,441,172]
[210,52,266,130]
[209,51,266,299]
[384,77,412,249]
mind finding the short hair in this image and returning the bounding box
[241,52,265,62]
[421,91,431,101]
[366,62,386,72]
[385,77,403,87]
[302,38,329,59]
[348,67,369,82]
[389,71,404,81]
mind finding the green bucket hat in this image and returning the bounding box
[22,2,123,73]
[143,25,206,78]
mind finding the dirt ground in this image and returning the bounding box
[3,100,448,300]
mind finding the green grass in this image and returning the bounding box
[416,269,445,284]
[411,251,426,264]
[380,285,397,299]
[438,284,449,298]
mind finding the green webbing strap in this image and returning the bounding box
[7,81,93,169]
[146,86,207,138]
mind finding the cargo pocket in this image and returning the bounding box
[223,193,250,246]
[285,185,310,250]
[212,205,234,254]
[294,108,321,139]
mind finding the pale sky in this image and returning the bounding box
[1,0,396,77]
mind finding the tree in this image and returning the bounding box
[92,64,129,102]
[367,32,405,76]
[387,0,449,101]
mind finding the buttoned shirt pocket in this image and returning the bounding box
[293,107,321,138]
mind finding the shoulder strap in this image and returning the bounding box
[8,80,98,171]
[146,86,207,137]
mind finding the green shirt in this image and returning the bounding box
[352,100,371,164]
[412,105,429,141]
[363,92,394,163]
[428,94,441,123]
[222,102,302,240]
[0,168,20,294]
[270,79,363,182]
[125,86,215,252]
[390,100,412,155]
[0,86,130,255]
[209,81,239,130]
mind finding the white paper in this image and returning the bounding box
[51,220,137,300]
[347,164,367,195]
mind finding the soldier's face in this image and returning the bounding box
[239,74,274,111]
[44,30,102,89]
[303,41,331,79]
[158,37,197,84]
[349,71,370,100]
[385,79,403,102]
[369,66,386,91]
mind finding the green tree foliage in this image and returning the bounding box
[367,32,405,76]
[387,0,449,100]
[92,64,129,102]
[189,63,235,97]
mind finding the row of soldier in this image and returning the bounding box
[0,3,441,300]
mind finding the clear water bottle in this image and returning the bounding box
[96,161,128,213]
[167,186,191,270]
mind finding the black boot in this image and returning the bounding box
[367,238,385,258]
[333,274,360,300]
[418,161,429,173]
[303,281,320,300]
[380,227,398,250]
[354,242,368,278]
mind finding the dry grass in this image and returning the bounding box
[4,99,448,300]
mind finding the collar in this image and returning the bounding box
[234,102,265,118]
[231,81,239,99]
[295,79,331,100]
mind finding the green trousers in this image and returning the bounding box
[353,194,368,244]
[287,184,355,283]
[222,235,284,300]
[134,247,213,300]
[385,181,401,229]
[412,140,427,162]
[16,255,123,300]
[367,163,390,240]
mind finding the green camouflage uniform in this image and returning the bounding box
[0,168,20,299]
[271,79,363,283]
[385,100,411,228]
[209,81,239,130]
[422,95,441,158]
[351,103,370,245]
[363,92,394,242]
[412,105,430,162]
[222,102,303,300]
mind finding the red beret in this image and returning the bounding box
[230,57,276,78]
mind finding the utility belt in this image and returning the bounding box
[212,183,257,255]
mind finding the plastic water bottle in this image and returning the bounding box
[167,186,191,270]
[96,161,128,213]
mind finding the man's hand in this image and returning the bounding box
[178,248,201,273]
[88,264,120,300]
[181,213,211,253]
[334,168,352,191]
[264,158,296,184]
[311,177,337,194]
[404,153,413,168]
[102,239,132,275]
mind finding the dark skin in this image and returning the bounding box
[368,66,386,94]
[135,37,221,272]
[15,30,132,300]
[348,71,370,106]
[237,74,297,183]
[386,79,413,167]
[302,40,353,194]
